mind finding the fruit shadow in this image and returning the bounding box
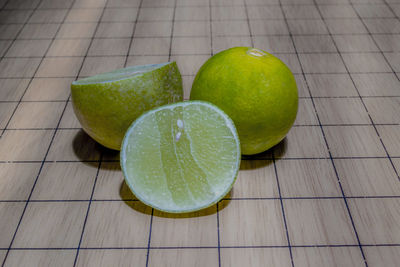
[120,180,232,218]
[239,158,273,170]
[72,130,120,170]
[240,138,287,162]
[95,141,287,218]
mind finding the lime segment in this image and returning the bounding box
[121,101,241,213]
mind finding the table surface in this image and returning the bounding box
[0,0,400,266]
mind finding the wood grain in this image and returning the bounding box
[0,1,399,266]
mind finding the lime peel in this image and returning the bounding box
[71,62,183,150]
[72,63,169,85]
[190,47,298,155]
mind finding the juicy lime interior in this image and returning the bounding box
[72,62,170,85]
[121,101,240,213]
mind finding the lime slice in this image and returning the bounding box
[121,101,241,213]
[71,62,183,150]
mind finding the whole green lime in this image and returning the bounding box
[190,47,298,155]
[71,62,183,150]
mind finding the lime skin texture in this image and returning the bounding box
[71,62,183,150]
[121,101,241,213]
[190,47,298,155]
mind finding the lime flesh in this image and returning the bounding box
[121,101,241,213]
[71,62,183,150]
[73,63,167,85]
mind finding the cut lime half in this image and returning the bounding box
[121,101,241,213]
[71,62,183,150]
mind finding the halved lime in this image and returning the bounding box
[121,101,241,213]
[71,62,183,150]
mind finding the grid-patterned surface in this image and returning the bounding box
[0,0,399,266]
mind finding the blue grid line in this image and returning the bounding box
[0,7,35,63]
[0,2,393,11]
[207,2,222,266]
[3,95,400,104]
[0,52,70,266]
[309,0,386,265]
[4,122,400,131]
[72,158,103,266]
[243,0,255,47]
[274,3,296,267]
[4,16,398,25]
[2,155,400,164]
[280,0,370,265]
[1,32,400,42]
[216,203,222,267]
[0,3,47,138]
[1,195,400,203]
[63,2,110,266]
[209,0,213,54]
[0,2,399,266]
[122,0,143,68]
[0,0,11,9]
[1,50,400,59]
[1,71,397,79]
[272,150,295,267]
[347,0,400,182]
[3,243,400,251]
[0,0,78,265]
[145,208,154,267]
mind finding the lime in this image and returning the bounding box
[190,47,298,155]
[71,62,183,150]
[121,101,240,213]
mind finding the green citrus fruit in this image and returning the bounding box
[121,101,240,213]
[190,47,298,155]
[71,62,183,150]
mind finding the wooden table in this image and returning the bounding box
[0,0,399,266]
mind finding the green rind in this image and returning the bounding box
[190,47,298,155]
[72,62,170,85]
[71,62,183,150]
[120,101,241,213]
